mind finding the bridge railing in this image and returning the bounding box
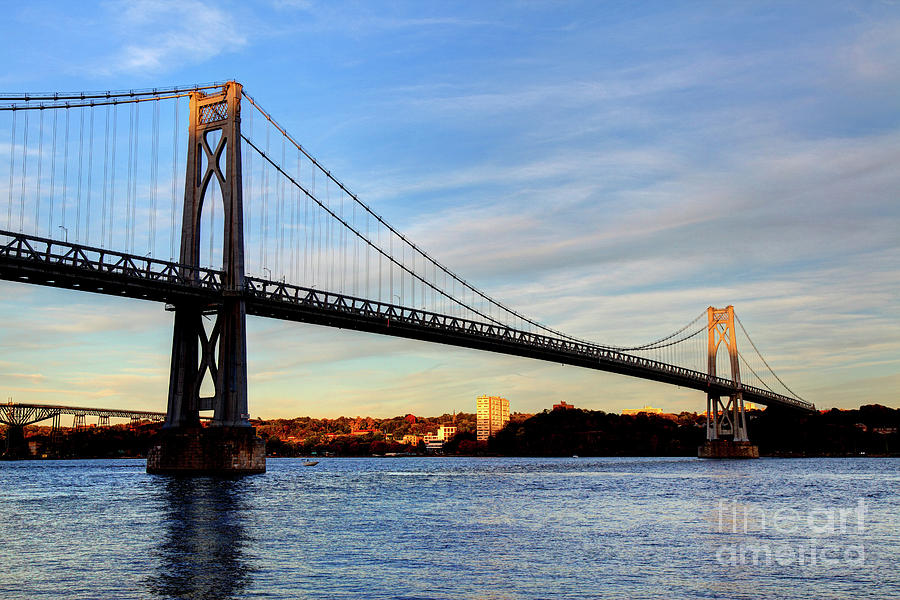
[0,230,223,291]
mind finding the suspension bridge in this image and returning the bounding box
[0,81,813,472]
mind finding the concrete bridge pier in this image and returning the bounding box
[699,307,760,459]
[147,81,265,476]
[147,427,265,475]
[1,425,28,459]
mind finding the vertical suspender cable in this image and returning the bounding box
[263,122,270,272]
[288,142,296,281]
[275,137,281,277]
[85,106,95,245]
[152,99,160,256]
[337,188,342,292]
[49,109,57,236]
[327,180,332,290]
[75,107,84,241]
[106,104,119,248]
[365,209,369,299]
[311,165,317,286]
[35,109,44,235]
[19,109,28,231]
[302,149,308,285]
[297,150,302,284]
[292,147,299,283]
[277,136,285,277]
[245,105,252,272]
[282,138,287,279]
[101,105,110,247]
[131,102,140,253]
[377,219,382,301]
[313,166,319,286]
[6,109,16,230]
[108,103,118,248]
[258,122,266,272]
[61,108,70,234]
[171,99,179,260]
[389,233,393,303]
[125,103,134,251]
[340,190,345,293]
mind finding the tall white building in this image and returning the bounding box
[476,395,510,441]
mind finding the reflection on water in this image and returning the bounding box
[146,477,253,600]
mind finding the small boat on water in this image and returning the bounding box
[303,460,319,467]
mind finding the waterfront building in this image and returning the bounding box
[477,395,510,441]
[351,428,381,436]
[423,425,457,447]
[423,425,457,443]
[553,401,575,411]
[622,405,664,415]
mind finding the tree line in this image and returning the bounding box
[3,405,897,458]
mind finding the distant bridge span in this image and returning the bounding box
[0,401,168,429]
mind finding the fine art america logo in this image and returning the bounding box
[714,499,867,568]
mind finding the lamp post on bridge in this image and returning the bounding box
[58,225,67,243]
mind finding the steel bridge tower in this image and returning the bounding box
[147,82,265,474]
[699,306,758,458]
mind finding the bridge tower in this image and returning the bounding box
[147,81,265,474]
[699,305,759,459]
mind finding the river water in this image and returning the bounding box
[1,457,898,599]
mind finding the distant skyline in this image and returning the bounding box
[1,1,898,418]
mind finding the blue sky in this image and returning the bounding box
[1,1,898,418]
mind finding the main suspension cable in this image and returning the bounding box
[0,82,225,102]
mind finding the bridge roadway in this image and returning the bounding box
[0,230,815,412]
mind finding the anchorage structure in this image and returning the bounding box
[147,82,264,474]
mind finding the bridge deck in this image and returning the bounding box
[0,230,815,412]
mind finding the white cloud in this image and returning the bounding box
[93,0,248,76]
[840,20,900,82]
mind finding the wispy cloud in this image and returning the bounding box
[87,0,247,76]
[839,20,900,82]
[3,372,45,382]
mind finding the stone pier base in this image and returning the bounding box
[1,425,28,460]
[698,440,759,459]
[147,427,266,475]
